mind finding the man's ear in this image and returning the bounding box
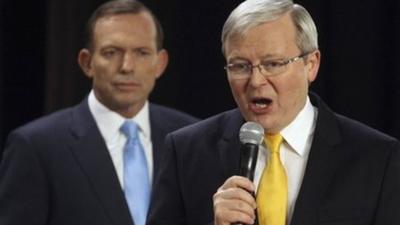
[78,48,94,78]
[155,49,169,79]
[306,50,320,83]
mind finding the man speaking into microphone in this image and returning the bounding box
[147,0,400,224]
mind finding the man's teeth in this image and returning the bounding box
[255,102,267,108]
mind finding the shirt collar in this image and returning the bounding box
[280,96,317,156]
[131,100,151,139]
[88,90,151,144]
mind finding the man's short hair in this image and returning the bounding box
[221,0,318,55]
[84,0,164,51]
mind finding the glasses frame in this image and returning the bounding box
[224,52,312,79]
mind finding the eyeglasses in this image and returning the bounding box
[224,52,310,80]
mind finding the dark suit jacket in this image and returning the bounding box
[0,99,198,225]
[147,94,400,225]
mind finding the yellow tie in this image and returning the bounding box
[256,134,287,225]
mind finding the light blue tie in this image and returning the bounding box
[120,121,150,225]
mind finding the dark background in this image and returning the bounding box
[1,0,400,160]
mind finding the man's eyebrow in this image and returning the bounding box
[228,57,251,62]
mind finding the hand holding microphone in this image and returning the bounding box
[213,122,264,225]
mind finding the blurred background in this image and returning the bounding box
[1,0,400,159]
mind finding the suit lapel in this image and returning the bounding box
[149,105,166,179]
[216,109,245,178]
[290,94,342,225]
[68,100,134,225]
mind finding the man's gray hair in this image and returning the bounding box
[221,0,318,55]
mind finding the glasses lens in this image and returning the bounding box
[227,63,250,79]
[260,61,287,75]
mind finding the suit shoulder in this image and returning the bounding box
[11,106,76,138]
[171,108,240,138]
[335,113,398,144]
[3,105,80,158]
[150,103,199,126]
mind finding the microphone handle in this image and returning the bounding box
[233,143,259,225]
[239,143,259,181]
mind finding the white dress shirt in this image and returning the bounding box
[88,91,153,188]
[253,96,318,224]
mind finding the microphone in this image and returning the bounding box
[233,122,264,225]
[239,121,264,181]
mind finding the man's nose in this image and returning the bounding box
[120,53,135,74]
[248,65,267,87]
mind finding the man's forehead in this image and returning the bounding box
[225,19,297,53]
[94,12,154,30]
[223,13,295,50]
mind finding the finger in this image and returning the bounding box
[214,196,256,216]
[214,201,255,225]
[220,175,255,192]
[214,187,257,209]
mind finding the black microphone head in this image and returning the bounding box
[239,122,264,145]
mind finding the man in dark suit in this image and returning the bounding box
[0,1,198,225]
[147,0,400,225]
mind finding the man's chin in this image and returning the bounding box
[114,100,143,110]
[103,96,143,111]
